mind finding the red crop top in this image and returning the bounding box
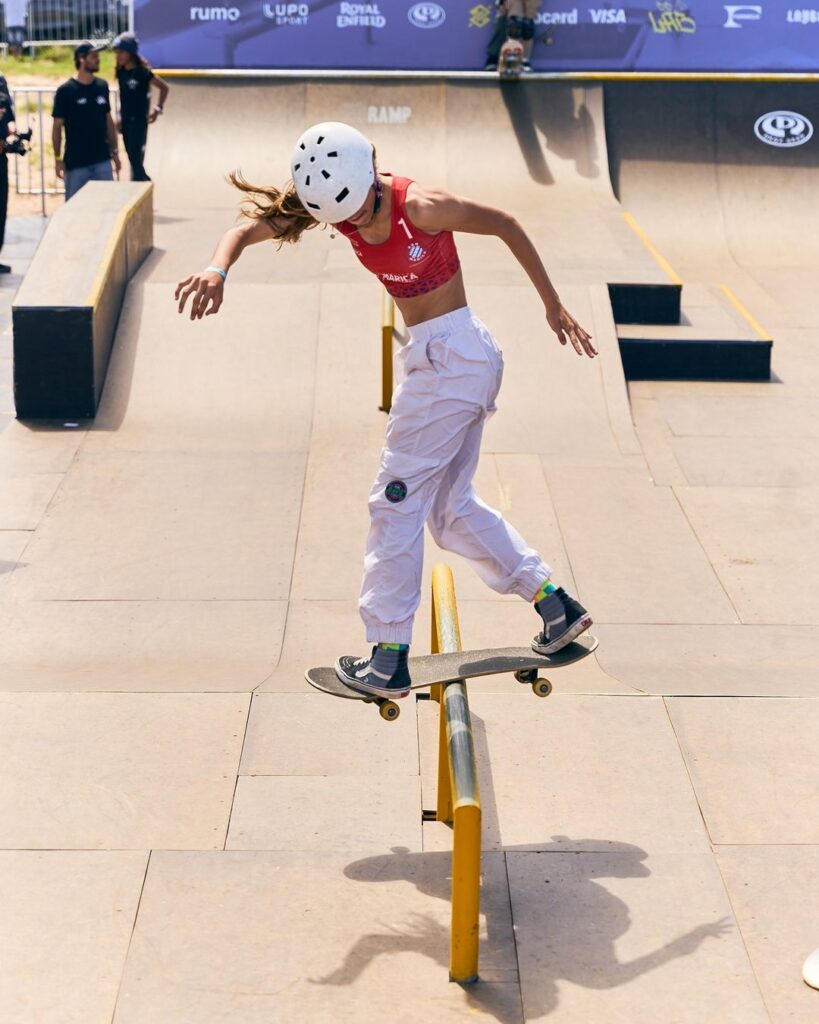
[337,175,461,299]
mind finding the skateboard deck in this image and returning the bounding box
[499,39,524,79]
[305,634,598,720]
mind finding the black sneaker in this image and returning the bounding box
[532,588,593,655]
[521,60,533,73]
[484,61,498,71]
[335,646,411,699]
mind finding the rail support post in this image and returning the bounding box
[380,290,395,413]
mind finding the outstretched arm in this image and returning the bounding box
[175,217,279,320]
[149,74,170,123]
[407,185,597,358]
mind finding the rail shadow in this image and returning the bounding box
[312,839,729,1022]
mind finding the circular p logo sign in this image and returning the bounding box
[754,111,814,148]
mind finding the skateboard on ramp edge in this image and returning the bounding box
[498,38,524,79]
[305,634,599,721]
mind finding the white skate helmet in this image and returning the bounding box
[290,122,375,224]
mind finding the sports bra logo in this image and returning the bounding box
[381,271,419,282]
[407,242,426,263]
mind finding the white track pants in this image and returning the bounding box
[359,306,552,644]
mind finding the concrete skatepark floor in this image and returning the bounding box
[0,77,817,1022]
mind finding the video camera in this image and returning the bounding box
[5,128,33,156]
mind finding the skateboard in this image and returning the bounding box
[305,634,598,721]
[498,38,524,79]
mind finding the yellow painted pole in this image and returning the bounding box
[380,290,395,412]
[430,563,481,984]
[432,563,460,824]
[451,804,481,982]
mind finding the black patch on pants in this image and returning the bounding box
[385,480,408,503]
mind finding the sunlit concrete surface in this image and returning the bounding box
[0,78,817,1022]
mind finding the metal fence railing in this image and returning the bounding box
[3,1,130,50]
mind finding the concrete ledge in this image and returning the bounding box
[608,282,682,325]
[12,182,153,419]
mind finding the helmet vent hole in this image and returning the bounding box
[334,187,350,204]
[305,175,310,186]
[307,201,320,210]
[299,143,305,150]
[327,151,338,157]
[317,135,325,144]
[321,170,330,179]
[294,163,301,171]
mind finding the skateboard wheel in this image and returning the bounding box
[379,701,400,721]
[515,668,538,684]
[532,679,552,698]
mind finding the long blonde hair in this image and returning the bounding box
[228,170,319,246]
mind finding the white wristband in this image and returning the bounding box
[204,266,227,281]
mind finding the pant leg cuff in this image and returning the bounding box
[364,620,415,646]
[509,562,554,601]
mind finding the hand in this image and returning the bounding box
[668,918,733,956]
[55,158,65,181]
[148,106,162,124]
[175,271,225,320]
[546,302,598,358]
[112,153,121,177]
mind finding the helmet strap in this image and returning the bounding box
[370,175,383,223]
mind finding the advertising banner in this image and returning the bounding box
[134,1,819,73]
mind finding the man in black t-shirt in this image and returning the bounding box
[113,31,170,182]
[52,42,121,201]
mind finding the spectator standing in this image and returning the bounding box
[52,42,121,202]
[0,75,18,273]
[112,32,170,182]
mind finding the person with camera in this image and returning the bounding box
[52,42,121,201]
[0,74,18,274]
[112,31,170,182]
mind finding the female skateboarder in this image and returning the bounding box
[175,121,596,700]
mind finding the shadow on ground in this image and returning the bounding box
[310,840,729,1022]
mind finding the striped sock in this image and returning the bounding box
[533,579,558,603]
[371,642,409,680]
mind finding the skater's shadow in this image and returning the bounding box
[310,840,730,1022]
[500,81,600,185]
[311,706,729,1020]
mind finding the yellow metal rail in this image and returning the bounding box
[430,563,481,984]
[380,290,395,412]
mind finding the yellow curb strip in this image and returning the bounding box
[622,211,683,285]
[85,186,152,309]
[719,283,772,341]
